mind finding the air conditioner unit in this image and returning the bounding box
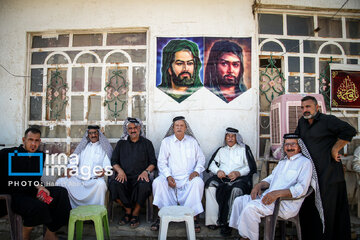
[270,94,326,159]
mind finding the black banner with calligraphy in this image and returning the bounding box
[331,69,360,109]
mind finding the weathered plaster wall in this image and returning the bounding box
[0,0,359,159]
[260,0,360,9]
[0,0,258,161]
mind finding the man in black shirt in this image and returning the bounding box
[0,127,71,240]
[109,117,157,228]
[295,96,357,240]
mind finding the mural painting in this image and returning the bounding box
[156,37,204,103]
[156,37,252,103]
[204,37,251,103]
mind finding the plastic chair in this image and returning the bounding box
[263,187,314,240]
[158,206,196,240]
[0,194,23,240]
[68,205,110,240]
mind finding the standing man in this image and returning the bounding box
[109,117,156,228]
[229,134,323,240]
[296,95,357,240]
[55,125,113,208]
[0,127,71,240]
[205,127,257,237]
[158,39,203,103]
[151,116,205,233]
[204,40,246,103]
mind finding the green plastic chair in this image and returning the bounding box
[68,205,110,240]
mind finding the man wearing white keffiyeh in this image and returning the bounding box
[205,127,257,237]
[229,133,324,240]
[109,117,156,228]
[151,116,205,233]
[55,125,112,208]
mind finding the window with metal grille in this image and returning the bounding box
[27,30,148,154]
[257,11,360,157]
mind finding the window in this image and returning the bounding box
[258,14,283,35]
[287,15,314,36]
[257,10,360,157]
[346,18,360,39]
[318,17,342,38]
[28,30,148,154]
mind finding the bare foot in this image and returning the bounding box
[23,226,33,240]
[44,228,58,240]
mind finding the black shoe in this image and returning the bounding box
[220,225,232,237]
[207,224,218,230]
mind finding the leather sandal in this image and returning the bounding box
[207,224,218,230]
[194,219,201,233]
[150,217,160,231]
[119,213,131,225]
[130,215,140,229]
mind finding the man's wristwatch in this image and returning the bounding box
[145,170,151,175]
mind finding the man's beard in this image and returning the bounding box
[218,74,240,86]
[171,68,195,87]
[303,112,316,119]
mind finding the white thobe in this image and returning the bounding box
[55,141,111,208]
[229,153,312,240]
[206,144,250,225]
[152,134,205,215]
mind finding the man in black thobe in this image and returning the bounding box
[109,117,157,228]
[295,95,357,240]
[0,127,71,240]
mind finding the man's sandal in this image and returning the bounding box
[119,213,131,225]
[150,217,160,231]
[194,219,201,233]
[207,225,218,230]
[130,216,140,229]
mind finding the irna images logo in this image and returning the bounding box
[8,150,43,176]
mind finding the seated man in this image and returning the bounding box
[56,125,112,208]
[229,134,324,240]
[0,127,71,240]
[205,127,256,236]
[151,116,205,233]
[109,117,156,228]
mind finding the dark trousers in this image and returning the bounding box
[300,182,351,240]
[11,186,71,232]
[109,177,151,209]
[205,175,249,226]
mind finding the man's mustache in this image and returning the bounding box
[179,71,191,76]
[224,74,236,79]
[286,149,295,152]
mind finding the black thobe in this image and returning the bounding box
[109,136,157,208]
[205,144,257,225]
[0,146,71,232]
[295,112,357,240]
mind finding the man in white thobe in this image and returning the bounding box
[151,116,205,233]
[229,134,324,240]
[56,125,113,208]
[205,127,256,237]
